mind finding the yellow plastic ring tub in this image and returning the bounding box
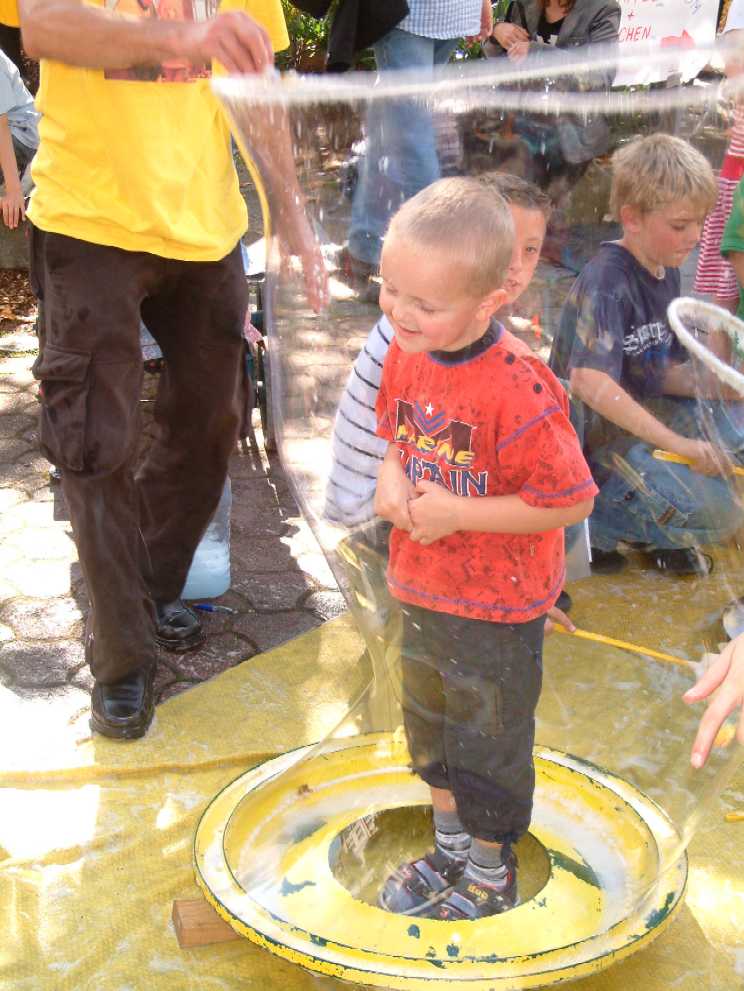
[194,733,686,989]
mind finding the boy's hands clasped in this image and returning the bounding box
[375,448,461,545]
[375,446,416,532]
[375,455,461,544]
[408,480,460,545]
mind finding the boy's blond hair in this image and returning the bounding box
[610,133,717,220]
[385,176,514,297]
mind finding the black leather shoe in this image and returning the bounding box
[648,548,713,577]
[155,598,205,652]
[90,664,155,740]
[590,547,627,575]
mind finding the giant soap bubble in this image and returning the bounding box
[196,42,743,989]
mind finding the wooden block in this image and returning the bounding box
[172,898,241,948]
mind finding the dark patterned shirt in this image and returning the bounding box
[549,242,688,453]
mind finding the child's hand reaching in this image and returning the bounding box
[684,636,744,768]
[375,447,415,531]
[545,605,576,636]
[677,437,731,477]
[1,184,25,229]
[408,479,460,545]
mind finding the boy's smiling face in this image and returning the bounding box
[379,237,505,354]
[620,197,706,274]
[380,204,545,355]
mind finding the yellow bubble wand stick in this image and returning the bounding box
[553,625,696,671]
[653,449,744,477]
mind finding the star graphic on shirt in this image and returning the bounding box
[425,403,434,416]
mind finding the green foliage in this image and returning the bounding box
[277,1,330,72]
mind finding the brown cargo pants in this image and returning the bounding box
[31,228,247,684]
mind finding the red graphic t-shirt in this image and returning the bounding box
[376,323,598,623]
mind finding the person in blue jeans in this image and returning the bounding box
[551,133,744,577]
[343,0,492,295]
[0,48,38,229]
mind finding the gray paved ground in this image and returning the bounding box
[0,332,346,722]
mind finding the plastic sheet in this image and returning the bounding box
[204,42,744,989]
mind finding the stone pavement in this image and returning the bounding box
[0,336,346,724]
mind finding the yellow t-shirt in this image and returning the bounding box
[0,1,20,28]
[27,0,288,261]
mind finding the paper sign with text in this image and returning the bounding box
[614,0,718,85]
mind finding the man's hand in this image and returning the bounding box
[19,2,274,74]
[408,479,460,545]
[279,208,329,313]
[0,184,25,229]
[375,448,416,532]
[183,10,274,74]
[685,636,744,768]
[491,21,529,49]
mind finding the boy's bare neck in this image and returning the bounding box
[615,236,666,280]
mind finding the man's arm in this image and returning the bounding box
[569,366,727,475]
[0,115,24,229]
[230,103,328,310]
[19,0,274,74]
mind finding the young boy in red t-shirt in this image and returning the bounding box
[374,176,597,920]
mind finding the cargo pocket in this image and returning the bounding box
[32,345,91,471]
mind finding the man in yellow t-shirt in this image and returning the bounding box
[19,0,312,741]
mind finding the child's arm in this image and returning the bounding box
[374,444,415,532]
[684,636,744,768]
[570,366,728,476]
[408,480,592,545]
[0,114,24,230]
[660,350,741,401]
[325,320,391,524]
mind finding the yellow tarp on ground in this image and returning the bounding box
[1,616,742,991]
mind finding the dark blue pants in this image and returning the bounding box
[400,604,545,844]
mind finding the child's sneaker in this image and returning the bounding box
[429,847,518,921]
[378,849,466,916]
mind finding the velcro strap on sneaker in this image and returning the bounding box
[443,890,478,919]
[415,858,450,894]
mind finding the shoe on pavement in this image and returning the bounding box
[90,664,155,740]
[590,547,627,575]
[337,246,380,304]
[155,598,205,652]
[648,548,713,577]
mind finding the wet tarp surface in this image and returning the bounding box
[1,614,742,991]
